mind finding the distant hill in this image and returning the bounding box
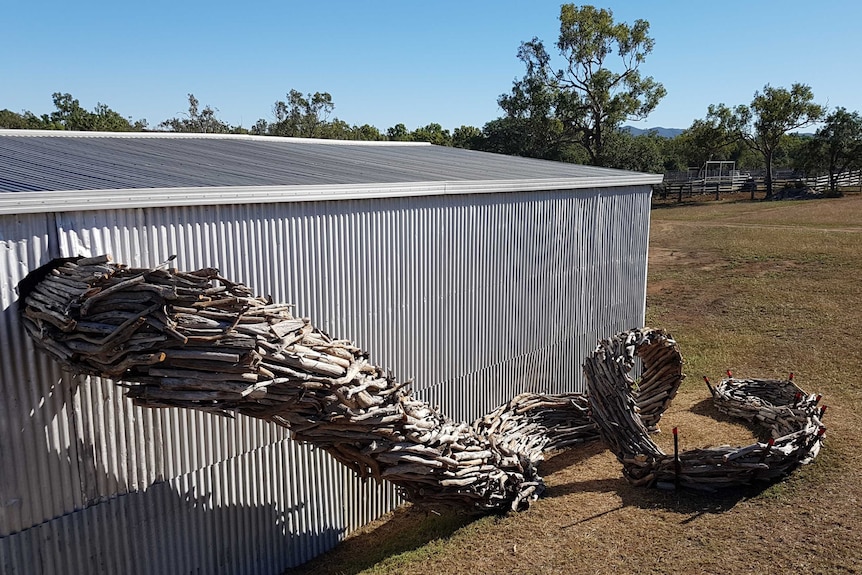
[622,125,684,138]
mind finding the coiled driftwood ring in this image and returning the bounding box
[584,329,826,492]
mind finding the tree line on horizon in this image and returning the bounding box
[3,5,860,198]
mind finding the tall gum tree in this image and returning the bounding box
[713,84,824,199]
[500,4,666,166]
[800,107,862,195]
[677,105,738,169]
[268,90,335,138]
[159,94,230,134]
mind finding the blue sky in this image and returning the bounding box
[3,1,860,132]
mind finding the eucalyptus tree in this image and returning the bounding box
[452,125,483,149]
[500,4,666,166]
[0,109,47,129]
[349,124,386,141]
[48,93,92,129]
[268,90,334,138]
[676,106,738,169]
[713,84,824,199]
[159,93,230,133]
[600,130,665,174]
[408,123,452,146]
[478,116,567,160]
[799,107,862,194]
[386,123,410,141]
[45,92,146,131]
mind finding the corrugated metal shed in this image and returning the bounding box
[0,130,661,574]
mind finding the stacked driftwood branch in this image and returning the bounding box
[582,328,684,486]
[710,377,824,440]
[20,255,648,512]
[584,330,826,491]
[472,393,597,459]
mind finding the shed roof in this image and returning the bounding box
[0,130,661,215]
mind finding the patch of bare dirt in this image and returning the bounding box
[648,247,724,271]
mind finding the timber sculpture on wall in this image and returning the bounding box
[19,255,826,511]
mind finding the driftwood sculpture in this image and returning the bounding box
[584,331,826,491]
[18,256,624,511]
[19,255,824,511]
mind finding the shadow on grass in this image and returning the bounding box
[284,442,609,574]
[651,194,757,210]
[539,438,606,475]
[547,473,767,521]
[689,397,773,442]
[688,396,747,424]
[286,424,781,573]
[540,413,775,522]
[651,199,716,210]
[283,505,480,575]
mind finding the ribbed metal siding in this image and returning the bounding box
[0,441,395,574]
[0,212,64,537]
[0,185,650,574]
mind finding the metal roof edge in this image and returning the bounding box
[0,129,432,146]
[0,176,662,215]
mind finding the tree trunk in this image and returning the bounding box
[764,152,774,200]
[829,156,839,195]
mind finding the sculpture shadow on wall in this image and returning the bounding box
[0,294,344,574]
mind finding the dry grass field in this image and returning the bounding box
[288,193,862,575]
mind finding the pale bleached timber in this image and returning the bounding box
[19,255,822,510]
[19,255,617,511]
[584,330,826,491]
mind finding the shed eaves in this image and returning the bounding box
[0,130,662,214]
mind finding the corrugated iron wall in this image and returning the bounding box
[0,185,650,574]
